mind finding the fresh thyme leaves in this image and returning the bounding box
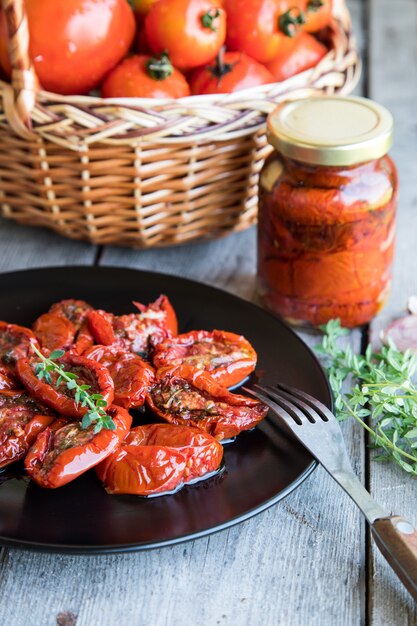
[316,319,417,475]
[31,344,116,434]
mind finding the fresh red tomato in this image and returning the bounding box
[153,329,257,387]
[225,0,305,64]
[265,33,327,81]
[96,423,223,495]
[145,0,226,70]
[0,0,136,95]
[25,405,132,488]
[301,0,332,32]
[102,54,190,99]
[16,353,115,419]
[189,51,274,94]
[147,365,268,440]
[84,345,155,408]
[87,295,178,359]
[0,390,56,468]
[0,321,38,377]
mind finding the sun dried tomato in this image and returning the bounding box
[153,329,257,387]
[15,353,114,419]
[84,345,155,409]
[147,364,268,440]
[0,390,56,468]
[33,299,94,353]
[87,295,178,358]
[96,423,223,495]
[0,321,38,374]
[25,405,132,488]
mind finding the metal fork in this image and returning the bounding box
[244,382,417,601]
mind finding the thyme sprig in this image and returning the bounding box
[316,319,417,475]
[31,344,115,434]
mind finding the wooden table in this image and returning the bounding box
[0,1,416,624]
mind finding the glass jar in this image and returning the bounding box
[257,96,398,328]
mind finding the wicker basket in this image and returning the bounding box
[0,0,360,249]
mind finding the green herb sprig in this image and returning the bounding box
[316,319,417,475]
[31,344,116,434]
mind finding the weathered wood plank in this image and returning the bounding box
[0,218,96,270]
[368,0,417,621]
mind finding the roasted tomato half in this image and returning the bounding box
[84,345,155,409]
[0,365,21,391]
[96,423,223,495]
[0,390,56,468]
[0,321,38,375]
[147,365,268,440]
[153,330,257,387]
[25,405,132,488]
[87,295,178,359]
[16,353,114,419]
[33,299,94,353]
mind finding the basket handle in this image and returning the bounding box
[2,0,37,138]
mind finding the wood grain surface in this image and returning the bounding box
[0,1,415,625]
[367,0,417,623]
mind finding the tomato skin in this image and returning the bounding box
[25,405,132,488]
[133,295,178,338]
[153,329,257,387]
[49,299,94,330]
[96,423,223,495]
[301,0,332,33]
[145,0,226,70]
[102,55,190,99]
[225,0,303,64]
[0,0,136,95]
[265,33,327,81]
[33,312,76,352]
[87,310,116,346]
[87,295,178,358]
[15,353,115,419]
[0,366,21,391]
[84,345,155,408]
[0,390,56,468]
[0,321,39,377]
[190,52,274,95]
[147,364,268,440]
[33,299,95,353]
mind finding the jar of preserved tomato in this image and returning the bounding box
[257,96,398,328]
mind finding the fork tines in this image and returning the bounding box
[243,382,334,427]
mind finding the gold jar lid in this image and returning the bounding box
[267,96,394,166]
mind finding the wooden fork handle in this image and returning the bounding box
[371,516,417,600]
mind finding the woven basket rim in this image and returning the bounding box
[0,0,360,146]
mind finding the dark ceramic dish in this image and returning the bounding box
[0,266,331,553]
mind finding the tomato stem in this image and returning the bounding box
[278,8,306,37]
[146,52,174,81]
[307,0,324,11]
[208,47,234,81]
[201,8,221,32]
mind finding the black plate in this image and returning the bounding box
[0,266,331,554]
